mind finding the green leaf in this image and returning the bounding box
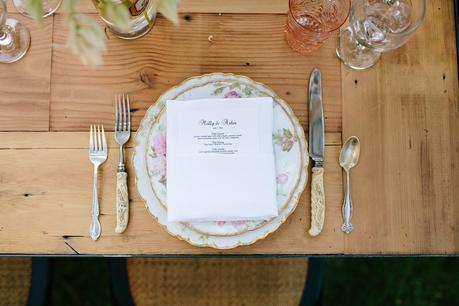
[213,87,225,95]
[64,0,107,65]
[156,0,180,25]
[283,128,293,138]
[243,86,253,97]
[121,0,132,9]
[25,0,44,23]
[99,0,130,31]
[230,83,241,90]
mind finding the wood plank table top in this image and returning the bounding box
[0,0,457,255]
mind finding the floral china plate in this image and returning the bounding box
[133,73,309,248]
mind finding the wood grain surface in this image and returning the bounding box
[0,15,52,131]
[342,0,459,254]
[0,132,342,255]
[50,13,342,132]
[0,0,457,255]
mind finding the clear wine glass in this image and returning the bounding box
[13,0,62,18]
[336,0,426,69]
[0,0,31,63]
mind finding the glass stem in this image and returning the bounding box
[0,27,13,47]
[356,40,366,51]
[384,0,397,5]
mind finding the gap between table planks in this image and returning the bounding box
[50,13,342,132]
[0,4,345,255]
[0,132,343,255]
[1,6,342,133]
[0,15,52,131]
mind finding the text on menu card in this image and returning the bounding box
[179,108,259,155]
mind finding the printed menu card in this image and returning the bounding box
[166,98,278,222]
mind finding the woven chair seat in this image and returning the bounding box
[0,258,32,306]
[127,258,308,306]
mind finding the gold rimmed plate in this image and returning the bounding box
[147,80,303,236]
[133,73,309,249]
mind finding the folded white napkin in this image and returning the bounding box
[166,97,278,222]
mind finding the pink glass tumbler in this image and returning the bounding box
[285,0,350,54]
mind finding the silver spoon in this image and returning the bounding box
[339,136,360,234]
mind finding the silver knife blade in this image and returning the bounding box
[309,68,324,166]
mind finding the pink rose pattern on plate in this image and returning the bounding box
[150,133,167,185]
[276,173,289,184]
[224,90,241,99]
[273,128,297,152]
[153,133,167,156]
[212,81,260,98]
[154,81,297,228]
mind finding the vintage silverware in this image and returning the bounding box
[89,125,108,241]
[114,94,131,233]
[308,68,325,237]
[339,136,360,234]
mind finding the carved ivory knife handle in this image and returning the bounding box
[115,171,129,233]
[309,167,325,237]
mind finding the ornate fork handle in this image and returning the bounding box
[89,165,101,240]
[114,94,131,233]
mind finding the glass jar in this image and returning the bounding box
[93,0,157,39]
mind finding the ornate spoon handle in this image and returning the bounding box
[341,170,353,234]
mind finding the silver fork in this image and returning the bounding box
[89,125,108,241]
[114,94,131,233]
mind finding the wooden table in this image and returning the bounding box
[0,0,457,256]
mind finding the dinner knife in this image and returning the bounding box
[308,68,325,237]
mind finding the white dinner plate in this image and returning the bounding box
[133,73,309,249]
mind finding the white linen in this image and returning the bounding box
[166,97,278,222]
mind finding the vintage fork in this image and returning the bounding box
[89,125,108,241]
[114,94,131,233]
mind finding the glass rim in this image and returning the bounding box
[350,0,427,37]
[288,0,351,34]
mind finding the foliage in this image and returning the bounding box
[25,0,179,65]
[325,258,459,306]
[64,0,106,65]
[25,0,43,22]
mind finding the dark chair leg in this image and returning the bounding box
[27,258,51,306]
[109,258,136,306]
[299,258,324,306]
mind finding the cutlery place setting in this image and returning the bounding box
[88,94,132,241]
[114,94,131,234]
[0,0,425,249]
[0,0,451,260]
[88,124,107,241]
[86,70,361,246]
[307,69,361,237]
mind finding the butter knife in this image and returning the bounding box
[308,68,325,237]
